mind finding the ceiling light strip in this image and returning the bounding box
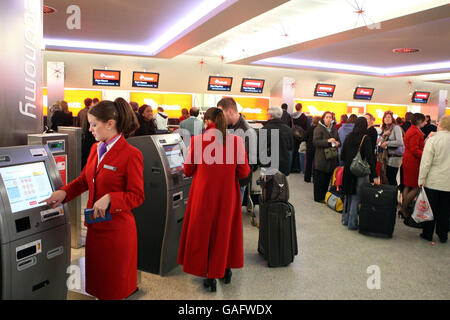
[44,0,227,55]
[254,58,450,76]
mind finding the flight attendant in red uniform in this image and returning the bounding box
[178,107,250,292]
[42,98,144,300]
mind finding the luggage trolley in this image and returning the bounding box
[245,166,261,227]
[245,121,265,227]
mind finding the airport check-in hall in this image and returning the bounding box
[0,0,449,302]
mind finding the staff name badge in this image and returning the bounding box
[104,164,117,171]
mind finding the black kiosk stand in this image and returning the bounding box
[128,133,191,275]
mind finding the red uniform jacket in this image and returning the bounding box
[178,124,250,279]
[62,135,144,300]
[402,125,424,188]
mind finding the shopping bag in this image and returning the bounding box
[412,188,434,223]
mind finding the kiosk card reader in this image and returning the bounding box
[28,133,69,186]
[0,145,70,299]
[128,134,191,275]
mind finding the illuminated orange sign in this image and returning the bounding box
[43,88,102,116]
[129,92,192,118]
[226,96,269,121]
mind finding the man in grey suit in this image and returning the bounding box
[179,107,204,147]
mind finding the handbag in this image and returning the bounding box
[325,186,344,213]
[350,135,371,177]
[324,147,338,160]
[299,141,307,153]
[412,187,434,223]
[387,127,405,157]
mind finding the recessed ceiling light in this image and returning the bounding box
[43,5,57,14]
[392,48,420,53]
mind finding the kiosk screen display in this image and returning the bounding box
[163,144,184,172]
[0,162,53,213]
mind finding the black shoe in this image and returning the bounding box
[420,233,433,242]
[203,279,216,292]
[404,216,423,229]
[438,237,448,243]
[398,210,407,220]
[220,269,232,284]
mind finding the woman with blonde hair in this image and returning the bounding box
[418,115,450,243]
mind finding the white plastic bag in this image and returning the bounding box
[412,188,434,223]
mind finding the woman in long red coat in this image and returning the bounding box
[400,113,426,224]
[42,98,144,300]
[178,107,250,292]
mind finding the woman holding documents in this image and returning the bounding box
[43,98,144,300]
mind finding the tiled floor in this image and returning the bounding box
[69,173,450,300]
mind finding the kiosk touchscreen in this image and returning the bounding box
[0,145,70,300]
[128,134,191,275]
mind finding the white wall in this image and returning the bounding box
[44,51,448,116]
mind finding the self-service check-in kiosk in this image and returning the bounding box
[128,134,191,275]
[28,133,69,186]
[0,145,70,299]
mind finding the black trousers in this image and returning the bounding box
[398,165,405,193]
[313,169,333,202]
[386,165,399,187]
[304,149,315,182]
[422,188,450,241]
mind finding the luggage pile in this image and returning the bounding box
[257,168,298,267]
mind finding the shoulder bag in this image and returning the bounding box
[387,126,405,157]
[350,135,371,177]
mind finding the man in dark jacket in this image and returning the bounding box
[291,103,308,130]
[280,103,293,128]
[218,98,257,204]
[401,112,413,133]
[291,103,308,173]
[261,106,293,176]
[421,115,437,138]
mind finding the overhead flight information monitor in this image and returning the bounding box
[0,162,53,214]
[412,91,430,103]
[92,69,121,86]
[314,83,336,98]
[353,87,374,100]
[132,71,159,88]
[241,78,265,94]
[208,76,233,91]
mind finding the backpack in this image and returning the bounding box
[292,125,306,142]
[258,168,289,203]
[326,166,344,213]
[330,166,344,191]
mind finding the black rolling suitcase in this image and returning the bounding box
[358,183,398,238]
[258,201,298,267]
